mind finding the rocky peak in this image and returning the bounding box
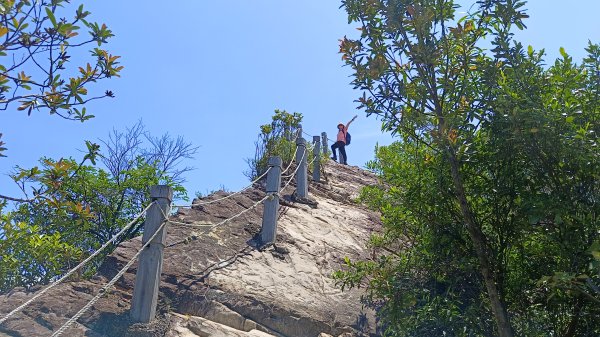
[0,160,382,337]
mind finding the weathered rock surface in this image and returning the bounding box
[0,161,381,337]
[168,313,274,337]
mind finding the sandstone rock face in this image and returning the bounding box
[168,313,275,337]
[0,161,381,337]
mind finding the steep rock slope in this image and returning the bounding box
[0,161,382,337]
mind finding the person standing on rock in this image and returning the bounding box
[331,115,357,165]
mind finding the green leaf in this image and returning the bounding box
[45,7,57,27]
[559,46,568,59]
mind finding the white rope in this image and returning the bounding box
[302,129,326,142]
[0,202,155,326]
[167,220,212,227]
[309,154,319,166]
[281,148,306,191]
[280,146,299,175]
[208,194,268,231]
[174,140,300,208]
[169,134,305,231]
[172,167,271,208]
[169,146,300,231]
[301,129,330,146]
[304,128,333,145]
[169,195,269,231]
[49,220,167,337]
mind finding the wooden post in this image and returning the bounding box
[296,124,302,140]
[295,137,308,198]
[260,156,282,245]
[130,185,173,323]
[312,136,321,183]
[321,132,328,155]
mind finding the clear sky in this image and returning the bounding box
[1,1,599,200]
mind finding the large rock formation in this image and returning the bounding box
[0,161,382,337]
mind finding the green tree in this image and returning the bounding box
[0,123,196,292]
[335,1,599,336]
[246,109,303,179]
[0,0,121,156]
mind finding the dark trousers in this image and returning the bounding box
[331,141,347,164]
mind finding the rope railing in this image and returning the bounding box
[167,219,212,228]
[172,166,272,208]
[302,129,333,145]
[280,146,306,192]
[0,201,155,326]
[280,173,295,180]
[167,147,307,231]
[168,193,268,231]
[49,220,168,337]
[171,132,306,210]
[1,127,327,333]
[281,143,314,180]
[294,128,302,141]
[280,146,299,175]
[311,153,320,165]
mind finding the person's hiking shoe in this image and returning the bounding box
[331,156,337,161]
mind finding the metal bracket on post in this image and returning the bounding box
[295,137,308,198]
[312,136,321,183]
[130,185,173,323]
[321,132,327,155]
[260,156,282,246]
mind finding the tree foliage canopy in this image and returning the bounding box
[246,109,303,180]
[0,0,121,156]
[335,1,599,336]
[0,123,196,292]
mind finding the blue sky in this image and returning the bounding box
[1,1,599,200]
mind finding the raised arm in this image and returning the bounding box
[346,115,358,129]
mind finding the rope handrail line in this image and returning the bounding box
[279,150,307,184]
[168,141,305,240]
[302,130,321,140]
[280,148,306,192]
[302,129,334,145]
[168,194,269,231]
[280,146,299,176]
[168,220,212,227]
[172,166,272,208]
[168,150,302,232]
[0,202,155,326]
[308,150,322,169]
[282,160,313,179]
[49,220,168,337]
[174,133,303,208]
[209,194,268,232]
